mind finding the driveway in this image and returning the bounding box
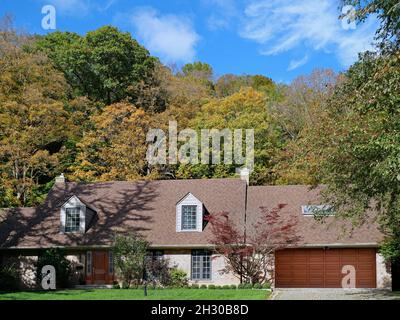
[271,288,399,300]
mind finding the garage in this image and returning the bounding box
[275,248,376,288]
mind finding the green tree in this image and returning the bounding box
[181,61,213,80]
[34,26,166,111]
[37,248,72,289]
[215,74,275,98]
[112,234,149,288]
[342,0,399,49]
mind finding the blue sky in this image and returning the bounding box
[1,0,379,83]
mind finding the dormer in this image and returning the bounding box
[60,195,87,233]
[176,193,204,232]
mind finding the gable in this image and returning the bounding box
[176,192,204,232]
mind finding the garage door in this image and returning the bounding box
[275,248,376,288]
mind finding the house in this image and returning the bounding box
[0,172,392,289]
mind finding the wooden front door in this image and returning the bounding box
[86,250,114,285]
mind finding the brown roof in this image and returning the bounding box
[246,185,383,247]
[0,181,383,250]
[0,179,247,249]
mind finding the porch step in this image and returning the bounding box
[74,284,113,289]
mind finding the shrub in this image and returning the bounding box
[230,284,237,289]
[0,263,20,291]
[146,257,172,287]
[253,283,262,289]
[191,284,200,289]
[37,248,72,289]
[208,284,216,289]
[238,283,253,289]
[113,283,120,289]
[170,268,188,288]
[222,285,231,289]
[200,284,207,289]
[262,282,271,289]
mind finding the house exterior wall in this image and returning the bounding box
[376,253,391,289]
[164,249,239,286]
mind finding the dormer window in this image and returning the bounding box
[65,207,81,232]
[176,193,204,232]
[181,205,197,230]
[60,195,87,233]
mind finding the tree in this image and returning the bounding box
[311,50,400,261]
[206,204,299,284]
[341,0,399,50]
[112,234,149,288]
[69,102,159,181]
[34,26,166,111]
[271,69,340,185]
[175,88,282,184]
[181,61,213,80]
[0,26,73,206]
[271,69,339,140]
[37,248,72,289]
[215,74,275,98]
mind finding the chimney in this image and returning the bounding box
[55,173,65,184]
[238,167,250,185]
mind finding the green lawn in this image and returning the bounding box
[0,288,270,300]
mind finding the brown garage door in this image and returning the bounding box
[275,248,376,288]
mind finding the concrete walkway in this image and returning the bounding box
[271,288,399,300]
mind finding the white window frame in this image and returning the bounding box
[191,250,212,280]
[60,195,86,233]
[65,207,81,232]
[181,205,198,231]
[176,193,203,232]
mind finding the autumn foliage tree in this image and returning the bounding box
[206,204,300,284]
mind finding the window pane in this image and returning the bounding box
[182,205,197,230]
[65,207,80,232]
[191,250,211,280]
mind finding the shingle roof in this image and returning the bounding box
[0,179,247,249]
[246,185,383,246]
[0,181,384,250]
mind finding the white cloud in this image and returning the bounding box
[207,15,230,30]
[287,54,308,71]
[43,0,90,16]
[39,0,116,16]
[203,0,239,31]
[239,0,378,67]
[129,7,200,63]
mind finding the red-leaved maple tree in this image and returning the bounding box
[206,204,300,284]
